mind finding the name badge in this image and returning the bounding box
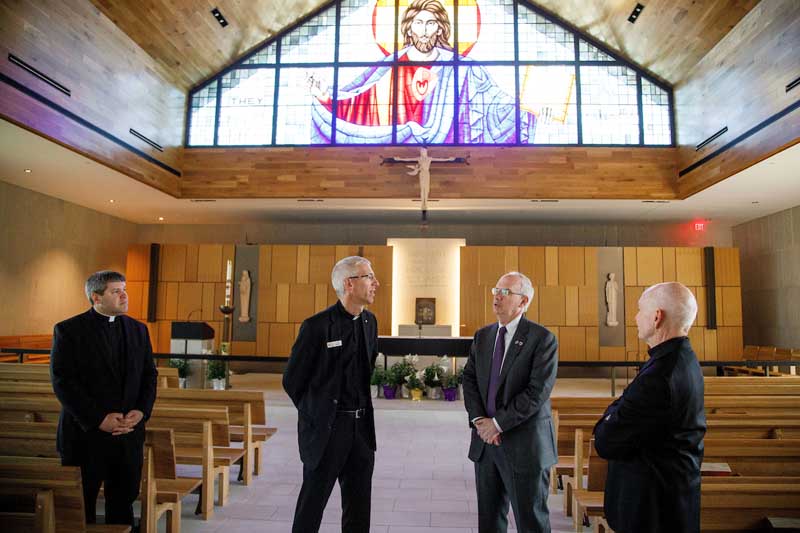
[327,340,343,348]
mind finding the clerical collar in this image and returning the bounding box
[336,300,361,321]
[91,307,117,322]
[647,336,689,359]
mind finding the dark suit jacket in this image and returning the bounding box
[50,309,158,465]
[282,302,379,470]
[594,336,706,533]
[462,316,558,472]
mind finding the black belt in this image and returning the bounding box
[336,408,366,419]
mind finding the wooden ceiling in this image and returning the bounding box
[90,0,759,91]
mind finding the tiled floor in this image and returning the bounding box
[159,375,624,533]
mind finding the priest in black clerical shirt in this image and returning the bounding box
[50,270,157,528]
[283,256,381,533]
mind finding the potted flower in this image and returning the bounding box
[206,360,227,390]
[405,370,425,401]
[456,366,465,399]
[383,362,404,399]
[169,357,190,388]
[370,367,385,398]
[397,355,418,398]
[423,363,442,399]
[441,372,459,401]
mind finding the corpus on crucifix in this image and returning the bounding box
[381,146,468,223]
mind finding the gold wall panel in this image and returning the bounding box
[662,247,676,282]
[177,282,202,322]
[545,247,559,286]
[185,244,199,282]
[586,327,599,360]
[559,327,586,361]
[565,286,579,326]
[309,246,336,284]
[519,247,546,286]
[636,247,664,287]
[717,327,743,360]
[715,248,741,286]
[479,247,506,285]
[623,247,637,286]
[584,247,598,287]
[538,286,565,326]
[269,323,296,357]
[704,329,718,361]
[289,284,315,324]
[160,245,186,282]
[271,245,297,284]
[676,248,703,286]
[197,245,223,282]
[578,287,598,326]
[559,248,585,286]
[296,245,310,284]
[275,284,290,323]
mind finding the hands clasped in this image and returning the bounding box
[99,410,144,436]
[475,417,501,446]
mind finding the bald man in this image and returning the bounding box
[593,282,706,533]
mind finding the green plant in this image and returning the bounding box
[169,358,190,379]
[441,372,459,389]
[385,362,407,386]
[456,366,465,385]
[423,363,442,387]
[370,367,385,386]
[207,360,227,380]
[405,370,424,390]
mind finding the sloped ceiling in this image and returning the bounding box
[90,0,759,91]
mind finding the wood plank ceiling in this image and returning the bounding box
[90,0,759,91]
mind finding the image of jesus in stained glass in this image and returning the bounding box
[308,0,537,144]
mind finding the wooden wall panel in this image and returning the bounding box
[177,283,202,322]
[599,346,625,362]
[662,247,676,282]
[258,246,273,288]
[584,247,598,287]
[565,286,579,326]
[275,285,290,323]
[309,246,335,284]
[538,286,565,326]
[296,245,310,284]
[504,247,518,273]
[715,248,741,287]
[527,287,539,324]
[259,285,277,323]
[717,327,743,360]
[126,244,150,282]
[314,284,329,313]
[157,321,171,353]
[181,146,678,200]
[545,247,559,286]
[197,245,223,282]
[231,341,256,356]
[159,245,186,282]
[519,247,546,286]
[676,248,703,286]
[362,245,393,336]
[479,247,506,285]
[269,323,295,357]
[559,327,586,361]
[288,285,315,324]
[460,285,484,337]
[126,281,145,320]
[624,287,644,326]
[720,287,743,327]
[704,329,718,361]
[578,287,598,326]
[585,327,599,360]
[335,246,359,261]
[184,244,199,282]
[693,287,707,327]
[636,247,663,287]
[461,247,480,287]
[213,283,226,321]
[623,247,637,286]
[163,283,179,320]
[271,245,297,284]
[559,248,584,286]
[689,327,705,360]
[0,0,184,197]
[256,323,270,356]
[201,283,216,321]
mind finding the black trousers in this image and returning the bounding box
[80,431,143,526]
[292,413,375,533]
[474,443,551,533]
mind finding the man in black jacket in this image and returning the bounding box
[594,281,706,533]
[50,270,158,527]
[283,256,380,533]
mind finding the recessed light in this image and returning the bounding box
[751,201,760,204]
[24,168,32,173]
[109,199,115,203]
[158,216,164,221]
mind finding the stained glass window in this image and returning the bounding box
[186,0,673,148]
[580,65,639,144]
[642,79,672,145]
[519,65,578,144]
[188,81,217,146]
[517,7,574,61]
[218,69,276,145]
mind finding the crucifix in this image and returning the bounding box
[381,147,469,223]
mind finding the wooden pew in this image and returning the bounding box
[0,363,177,388]
[0,456,130,533]
[0,486,56,533]
[568,429,607,532]
[155,388,276,481]
[701,483,800,532]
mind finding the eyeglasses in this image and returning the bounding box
[349,273,376,282]
[491,287,525,297]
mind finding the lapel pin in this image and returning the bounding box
[514,340,524,346]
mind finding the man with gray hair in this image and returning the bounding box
[283,256,380,533]
[594,281,706,533]
[462,271,558,532]
[50,270,157,528]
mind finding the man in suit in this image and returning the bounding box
[283,256,380,533]
[50,270,158,527]
[594,282,706,533]
[462,271,558,533]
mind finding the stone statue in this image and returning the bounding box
[605,272,619,327]
[238,270,252,323]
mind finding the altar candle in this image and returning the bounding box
[224,260,233,306]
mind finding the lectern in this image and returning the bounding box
[170,322,214,388]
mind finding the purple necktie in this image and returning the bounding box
[486,326,507,417]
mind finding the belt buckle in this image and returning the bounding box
[355,408,364,419]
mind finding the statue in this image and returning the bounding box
[605,273,619,327]
[238,270,252,323]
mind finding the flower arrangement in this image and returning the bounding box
[423,363,442,388]
[441,372,459,390]
[405,370,425,391]
[169,358,190,379]
[206,360,227,380]
[370,367,386,386]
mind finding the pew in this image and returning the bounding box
[0,456,131,532]
[0,363,177,388]
[0,487,56,533]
